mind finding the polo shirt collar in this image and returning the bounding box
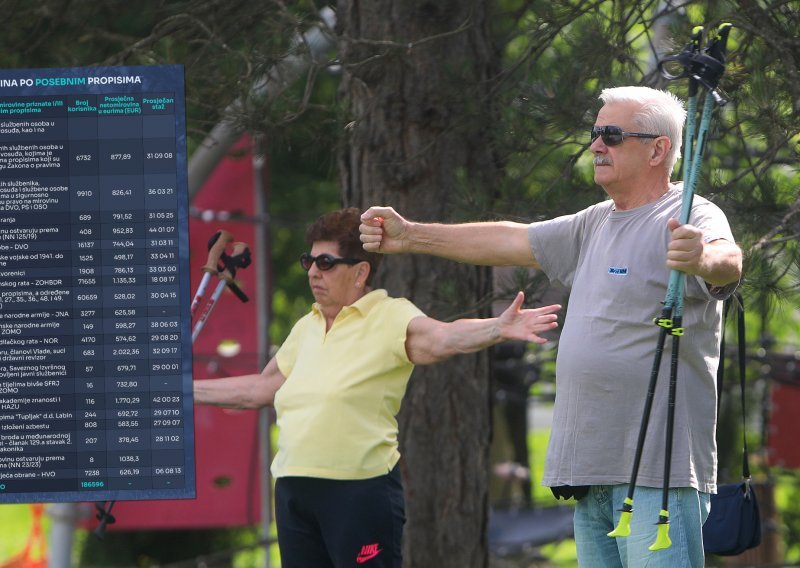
[311,288,388,319]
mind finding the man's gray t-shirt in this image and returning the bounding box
[528,184,736,493]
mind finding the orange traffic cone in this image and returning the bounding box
[1,504,47,568]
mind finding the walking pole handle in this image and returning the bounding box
[202,230,234,274]
[658,26,704,82]
[658,23,732,103]
[217,242,251,303]
[704,23,733,72]
[219,242,251,283]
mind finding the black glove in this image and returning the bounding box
[551,485,590,501]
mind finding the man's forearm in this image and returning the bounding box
[406,221,539,267]
[697,240,743,287]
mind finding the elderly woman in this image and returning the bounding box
[194,207,560,568]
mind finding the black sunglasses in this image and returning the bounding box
[591,125,661,147]
[300,252,363,271]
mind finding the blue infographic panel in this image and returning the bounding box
[0,66,195,502]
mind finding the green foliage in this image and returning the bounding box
[0,0,343,342]
[78,526,263,567]
[493,2,800,360]
[776,473,800,561]
[267,108,341,342]
[4,0,793,343]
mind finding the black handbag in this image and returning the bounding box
[703,295,762,556]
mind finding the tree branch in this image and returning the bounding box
[751,194,800,251]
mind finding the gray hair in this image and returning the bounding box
[599,86,686,177]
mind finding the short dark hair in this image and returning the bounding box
[306,207,382,285]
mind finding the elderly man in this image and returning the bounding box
[360,86,742,567]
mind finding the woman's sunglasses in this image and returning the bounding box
[300,252,363,271]
[591,125,661,147]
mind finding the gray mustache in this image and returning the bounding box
[593,157,613,166]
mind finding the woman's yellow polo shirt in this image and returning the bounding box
[272,289,425,480]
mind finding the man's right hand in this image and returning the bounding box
[359,206,409,253]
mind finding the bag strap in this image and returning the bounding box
[716,292,751,481]
[735,295,751,480]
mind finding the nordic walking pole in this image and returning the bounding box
[192,241,252,342]
[650,29,731,544]
[190,230,234,318]
[216,241,252,304]
[607,26,704,540]
[609,23,732,543]
[648,32,706,550]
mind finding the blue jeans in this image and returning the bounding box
[574,485,711,567]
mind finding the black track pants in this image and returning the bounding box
[275,465,404,568]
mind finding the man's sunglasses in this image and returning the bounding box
[300,252,363,271]
[591,125,661,147]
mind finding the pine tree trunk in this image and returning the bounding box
[336,2,500,566]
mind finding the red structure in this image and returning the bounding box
[767,353,800,469]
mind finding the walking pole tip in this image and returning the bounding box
[608,497,634,538]
[648,510,672,551]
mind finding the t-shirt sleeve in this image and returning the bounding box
[689,200,736,245]
[686,200,739,301]
[528,208,594,287]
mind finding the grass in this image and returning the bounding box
[529,429,579,566]
[489,405,579,566]
[0,503,281,568]
[12,422,793,567]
